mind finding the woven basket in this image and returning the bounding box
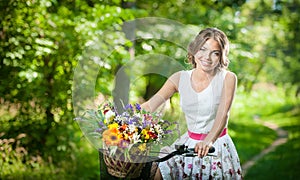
[103,145,148,178]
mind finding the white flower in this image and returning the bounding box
[154,124,163,134]
[135,113,142,118]
[130,132,141,144]
[105,110,115,120]
[115,115,126,122]
[150,127,155,133]
[128,124,136,133]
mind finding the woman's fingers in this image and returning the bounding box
[195,142,204,157]
[197,146,202,157]
[195,142,200,156]
[202,145,210,157]
[199,144,208,157]
[195,142,211,157]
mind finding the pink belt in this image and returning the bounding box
[188,128,227,140]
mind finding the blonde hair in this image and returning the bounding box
[187,28,230,69]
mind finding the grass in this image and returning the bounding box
[244,101,300,179]
[1,85,299,179]
[228,85,300,179]
[0,128,100,180]
[228,87,283,164]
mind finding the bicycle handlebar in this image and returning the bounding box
[153,144,215,162]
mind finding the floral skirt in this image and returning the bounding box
[158,134,243,180]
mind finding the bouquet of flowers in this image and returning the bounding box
[98,102,170,151]
[76,101,176,178]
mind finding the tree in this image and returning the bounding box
[132,0,299,94]
[0,0,136,159]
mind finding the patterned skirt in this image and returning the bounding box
[158,133,243,179]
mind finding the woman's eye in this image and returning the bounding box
[212,51,220,56]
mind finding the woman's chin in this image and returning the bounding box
[197,64,215,72]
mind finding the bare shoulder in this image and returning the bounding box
[170,71,181,77]
[225,71,237,80]
[167,71,182,91]
[168,71,181,83]
[224,71,237,86]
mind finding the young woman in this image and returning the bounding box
[142,28,243,179]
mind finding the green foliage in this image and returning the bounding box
[133,0,300,94]
[0,0,137,162]
[0,131,99,179]
[1,0,299,178]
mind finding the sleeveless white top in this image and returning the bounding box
[178,69,228,134]
[159,69,243,179]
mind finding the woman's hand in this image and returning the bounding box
[195,141,213,158]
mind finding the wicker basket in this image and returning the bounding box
[103,145,148,178]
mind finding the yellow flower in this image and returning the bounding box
[108,123,119,129]
[141,129,150,140]
[123,133,129,140]
[108,123,119,134]
[117,133,123,139]
[141,129,147,135]
[138,143,147,151]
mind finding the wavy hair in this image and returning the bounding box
[187,28,230,69]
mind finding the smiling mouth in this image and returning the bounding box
[200,60,212,66]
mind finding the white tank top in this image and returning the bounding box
[178,69,228,134]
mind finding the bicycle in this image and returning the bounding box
[99,144,215,179]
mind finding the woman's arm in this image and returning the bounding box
[195,71,237,157]
[141,72,180,113]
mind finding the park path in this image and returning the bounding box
[241,119,288,176]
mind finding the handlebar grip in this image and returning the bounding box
[188,146,215,153]
[209,146,215,153]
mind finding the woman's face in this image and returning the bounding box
[194,38,221,72]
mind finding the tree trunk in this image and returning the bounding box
[113,0,136,112]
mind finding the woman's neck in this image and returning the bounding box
[194,67,218,79]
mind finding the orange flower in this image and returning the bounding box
[119,124,127,132]
[103,129,120,146]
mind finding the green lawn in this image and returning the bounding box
[1,86,299,179]
[244,102,300,179]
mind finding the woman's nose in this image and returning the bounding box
[203,51,210,59]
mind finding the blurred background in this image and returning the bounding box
[0,0,299,179]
